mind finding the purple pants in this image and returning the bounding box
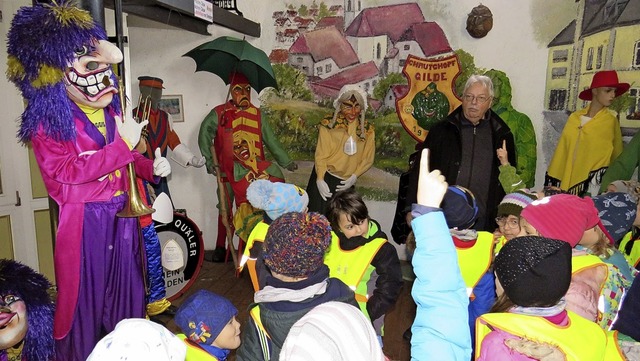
[55,195,146,361]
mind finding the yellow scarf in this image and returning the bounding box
[547,107,622,192]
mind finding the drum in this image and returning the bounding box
[154,212,204,301]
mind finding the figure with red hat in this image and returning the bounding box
[198,71,297,262]
[134,76,205,200]
[546,70,630,196]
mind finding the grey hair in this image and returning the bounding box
[464,75,494,97]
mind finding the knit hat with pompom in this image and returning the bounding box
[263,212,332,278]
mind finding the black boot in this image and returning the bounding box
[211,246,226,263]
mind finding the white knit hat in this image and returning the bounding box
[87,318,186,361]
[279,302,385,361]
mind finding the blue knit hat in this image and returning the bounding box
[441,186,479,229]
[591,192,637,244]
[247,180,309,220]
[174,290,237,345]
[263,212,332,278]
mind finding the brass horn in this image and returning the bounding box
[117,83,155,218]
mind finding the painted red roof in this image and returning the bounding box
[309,61,379,97]
[269,49,289,63]
[399,22,452,57]
[316,16,344,33]
[345,3,425,43]
[289,26,358,68]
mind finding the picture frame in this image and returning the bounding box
[158,94,184,123]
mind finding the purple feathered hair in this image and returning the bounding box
[6,0,120,143]
[0,259,55,361]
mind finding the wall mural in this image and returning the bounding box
[259,0,541,201]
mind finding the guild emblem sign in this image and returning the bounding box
[396,54,462,142]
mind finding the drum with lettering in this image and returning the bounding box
[154,212,205,301]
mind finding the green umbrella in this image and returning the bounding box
[183,36,278,93]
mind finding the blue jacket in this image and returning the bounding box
[410,206,472,361]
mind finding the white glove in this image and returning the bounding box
[115,114,148,148]
[316,179,333,201]
[172,143,195,168]
[417,149,448,208]
[153,148,172,177]
[190,155,206,168]
[336,174,357,191]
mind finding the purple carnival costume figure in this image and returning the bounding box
[0,259,55,361]
[6,2,170,360]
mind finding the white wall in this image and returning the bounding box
[126,0,576,250]
[0,0,576,253]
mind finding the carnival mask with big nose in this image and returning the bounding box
[0,294,28,350]
[65,39,123,109]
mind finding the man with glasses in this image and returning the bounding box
[404,75,516,231]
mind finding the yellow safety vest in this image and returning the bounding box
[324,231,386,319]
[176,333,219,361]
[240,221,270,291]
[249,306,271,361]
[619,231,640,268]
[571,254,608,320]
[455,231,494,299]
[494,235,507,256]
[476,311,624,360]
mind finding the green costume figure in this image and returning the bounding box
[411,82,450,130]
[600,130,640,193]
[486,69,537,188]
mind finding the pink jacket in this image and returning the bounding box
[31,104,156,338]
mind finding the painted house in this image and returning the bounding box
[344,3,426,71]
[310,61,380,100]
[391,22,453,74]
[384,84,409,110]
[288,25,359,79]
[545,0,640,125]
[316,16,344,34]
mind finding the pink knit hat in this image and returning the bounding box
[520,194,601,247]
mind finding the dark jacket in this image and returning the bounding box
[405,106,516,231]
[235,266,357,361]
[333,219,404,322]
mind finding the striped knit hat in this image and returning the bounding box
[263,212,332,278]
[497,190,538,217]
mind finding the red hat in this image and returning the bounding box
[138,76,165,89]
[229,71,249,86]
[578,70,630,101]
[521,194,601,247]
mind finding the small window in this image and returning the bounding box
[404,44,410,51]
[596,45,603,69]
[297,57,303,63]
[628,88,640,120]
[317,66,322,74]
[633,41,640,68]
[325,64,331,72]
[549,89,567,111]
[551,67,567,79]
[586,47,594,70]
[399,59,406,67]
[552,49,568,63]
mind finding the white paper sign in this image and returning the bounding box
[162,238,185,271]
[193,0,213,22]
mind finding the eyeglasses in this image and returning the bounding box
[495,217,520,229]
[462,94,492,104]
